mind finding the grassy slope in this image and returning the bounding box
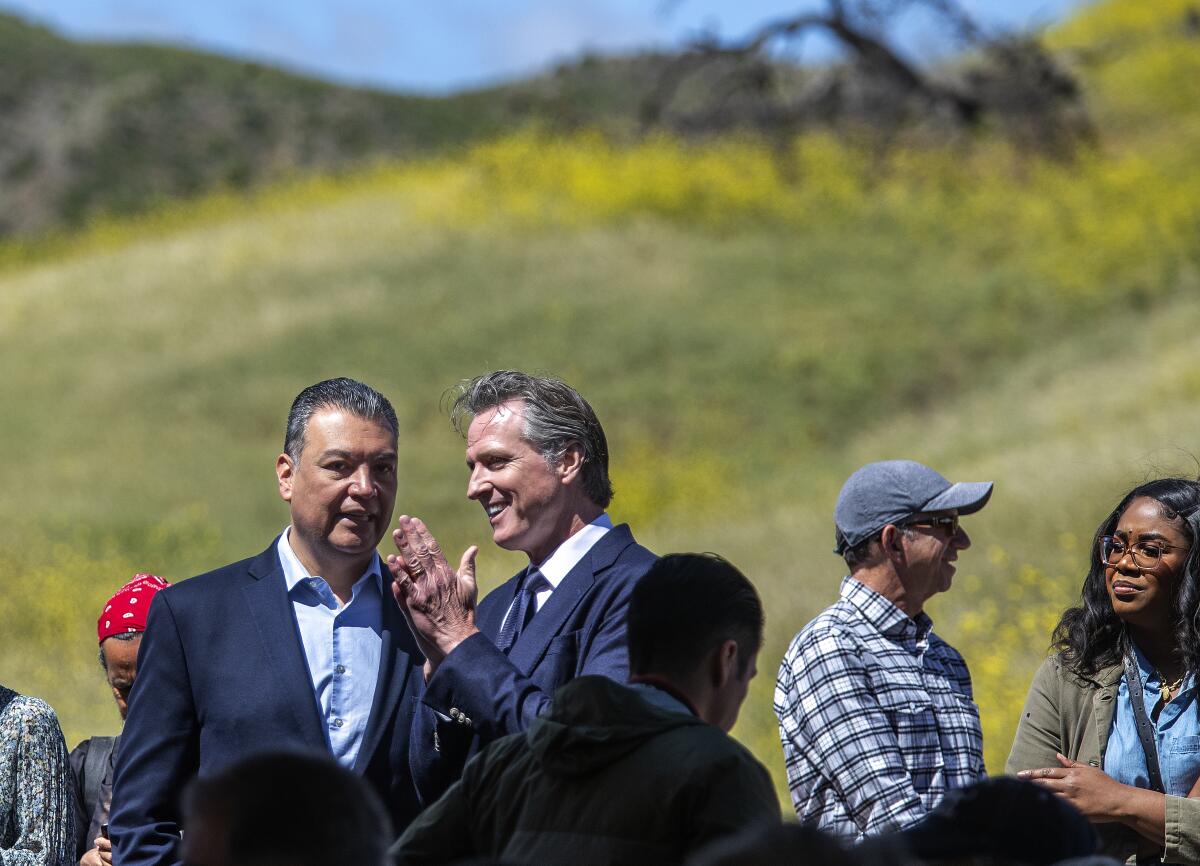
[0,0,1197,805]
[0,12,512,236]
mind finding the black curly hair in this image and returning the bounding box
[1054,477,1200,679]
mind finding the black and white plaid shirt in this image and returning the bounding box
[774,576,985,840]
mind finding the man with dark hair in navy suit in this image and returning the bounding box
[390,370,657,801]
[110,378,427,865]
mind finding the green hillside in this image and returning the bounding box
[0,11,751,240]
[1,0,1198,805]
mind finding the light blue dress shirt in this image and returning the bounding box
[1104,641,1200,796]
[276,530,383,770]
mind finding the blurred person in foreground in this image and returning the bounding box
[70,573,169,866]
[1008,478,1200,864]
[180,751,392,866]
[391,553,779,865]
[775,460,992,839]
[894,777,1101,865]
[110,378,428,865]
[388,371,656,801]
[0,684,74,864]
[687,822,885,866]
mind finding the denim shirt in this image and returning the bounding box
[1104,642,1200,796]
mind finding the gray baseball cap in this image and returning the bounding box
[834,460,993,554]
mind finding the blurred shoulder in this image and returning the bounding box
[0,689,64,738]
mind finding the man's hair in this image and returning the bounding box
[98,631,140,669]
[183,751,392,866]
[447,370,613,508]
[841,526,917,572]
[627,553,764,679]
[283,378,398,462]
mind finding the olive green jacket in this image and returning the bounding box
[1006,655,1200,865]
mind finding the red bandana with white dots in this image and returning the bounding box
[97,573,170,644]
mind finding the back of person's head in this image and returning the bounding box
[182,751,392,866]
[895,777,1096,865]
[627,553,763,681]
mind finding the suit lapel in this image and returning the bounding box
[354,559,415,774]
[242,543,326,750]
[507,525,635,672]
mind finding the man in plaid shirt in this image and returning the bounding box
[774,460,992,840]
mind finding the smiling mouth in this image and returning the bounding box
[484,502,508,523]
[339,512,373,526]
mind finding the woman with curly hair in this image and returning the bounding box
[1008,477,1200,864]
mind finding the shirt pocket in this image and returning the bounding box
[875,684,943,786]
[1161,734,1200,796]
[937,690,983,777]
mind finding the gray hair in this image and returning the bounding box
[448,370,613,508]
[284,378,398,462]
[98,631,140,669]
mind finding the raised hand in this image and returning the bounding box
[387,515,479,671]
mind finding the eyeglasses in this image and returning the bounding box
[904,514,959,536]
[1099,536,1189,570]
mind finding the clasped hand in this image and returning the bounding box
[386,515,480,671]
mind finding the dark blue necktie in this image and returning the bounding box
[495,567,544,655]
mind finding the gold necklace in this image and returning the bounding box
[1156,672,1185,704]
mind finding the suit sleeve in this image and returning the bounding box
[410,570,637,804]
[109,595,198,866]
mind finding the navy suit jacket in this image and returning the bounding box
[109,541,426,866]
[412,523,656,802]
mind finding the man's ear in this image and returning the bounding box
[556,442,586,486]
[879,524,905,563]
[276,453,295,503]
[709,638,739,689]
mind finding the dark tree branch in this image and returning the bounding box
[641,0,1086,154]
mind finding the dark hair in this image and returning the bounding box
[1054,477,1200,678]
[183,751,392,866]
[448,370,613,508]
[628,553,764,679]
[283,378,398,462]
[841,527,916,572]
[98,631,140,669]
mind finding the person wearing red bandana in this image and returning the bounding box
[69,573,169,866]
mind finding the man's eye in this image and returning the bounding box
[377,464,396,476]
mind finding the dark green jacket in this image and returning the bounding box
[393,676,779,865]
[1007,655,1200,865]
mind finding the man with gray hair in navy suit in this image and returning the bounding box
[388,370,657,803]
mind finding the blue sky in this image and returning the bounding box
[2,0,1087,94]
